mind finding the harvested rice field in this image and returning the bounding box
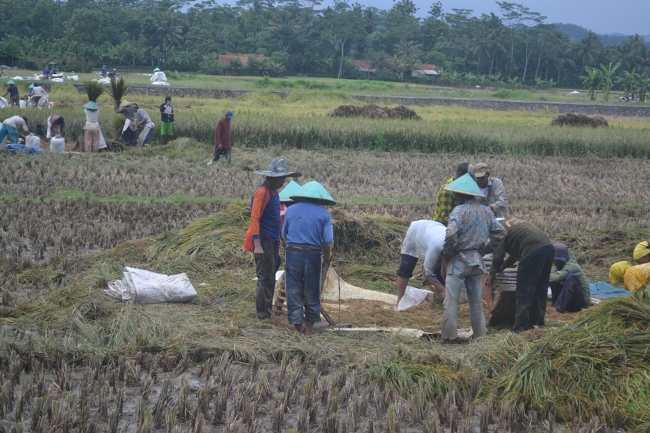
[1,93,650,432]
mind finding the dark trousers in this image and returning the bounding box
[514,245,554,333]
[255,235,279,319]
[212,148,232,165]
[120,128,138,146]
[285,248,322,325]
[550,273,586,313]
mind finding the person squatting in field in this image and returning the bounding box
[441,174,506,344]
[548,243,591,313]
[282,181,335,337]
[250,158,302,321]
[210,110,234,165]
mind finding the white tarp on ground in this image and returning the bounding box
[106,267,197,304]
[322,267,397,304]
[152,81,170,86]
[151,71,167,82]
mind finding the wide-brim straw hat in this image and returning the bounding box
[290,181,336,205]
[443,173,485,198]
[84,101,99,110]
[279,180,301,202]
[253,158,301,178]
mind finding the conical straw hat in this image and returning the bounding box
[443,173,485,198]
[279,180,301,202]
[290,181,336,205]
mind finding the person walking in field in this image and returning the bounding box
[0,116,29,143]
[548,243,591,313]
[489,218,554,333]
[210,110,234,165]
[396,220,447,307]
[2,80,19,107]
[474,163,508,218]
[432,162,475,226]
[83,102,101,153]
[159,96,174,145]
[440,174,506,344]
[282,181,335,337]
[132,103,155,146]
[250,158,302,321]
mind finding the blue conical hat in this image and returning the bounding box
[443,173,485,197]
[279,180,301,202]
[290,181,336,205]
[7,80,14,85]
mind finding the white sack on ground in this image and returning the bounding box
[106,267,197,304]
[151,71,167,82]
[397,286,433,311]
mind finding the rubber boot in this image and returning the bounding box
[160,135,168,145]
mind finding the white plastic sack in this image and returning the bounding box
[150,71,167,82]
[25,134,41,148]
[51,78,64,83]
[152,81,170,86]
[0,97,7,108]
[397,286,434,311]
[50,137,65,153]
[66,75,79,81]
[106,267,197,304]
[19,100,26,109]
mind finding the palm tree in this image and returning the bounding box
[393,39,423,76]
[464,71,477,89]
[581,66,602,101]
[575,32,599,73]
[488,72,502,89]
[617,69,639,101]
[611,42,641,71]
[156,11,184,54]
[599,62,620,102]
[549,33,575,84]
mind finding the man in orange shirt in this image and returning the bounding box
[250,158,301,320]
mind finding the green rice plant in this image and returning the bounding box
[108,76,129,107]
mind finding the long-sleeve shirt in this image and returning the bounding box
[3,85,18,98]
[117,105,135,121]
[477,177,508,219]
[3,116,28,131]
[549,259,591,304]
[432,176,456,225]
[282,202,333,248]
[160,103,174,123]
[622,263,650,293]
[443,198,506,271]
[491,219,552,274]
[401,220,446,279]
[215,118,232,149]
[137,109,154,127]
[250,183,281,241]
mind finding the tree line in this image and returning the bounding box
[1,0,649,90]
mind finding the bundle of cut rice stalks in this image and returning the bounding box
[487,292,650,430]
[83,81,104,102]
[107,76,128,109]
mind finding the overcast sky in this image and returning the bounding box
[334,0,650,35]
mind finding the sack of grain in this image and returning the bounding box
[50,137,65,153]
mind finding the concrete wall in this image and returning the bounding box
[70,84,650,117]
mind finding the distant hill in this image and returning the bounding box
[554,23,650,46]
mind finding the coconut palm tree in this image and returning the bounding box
[575,32,599,73]
[156,11,184,54]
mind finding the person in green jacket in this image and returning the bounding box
[549,243,591,313]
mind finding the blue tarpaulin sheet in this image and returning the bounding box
[589,281,629,298]
[1,144,46,154]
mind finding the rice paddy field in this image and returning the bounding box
[1,81,650,432]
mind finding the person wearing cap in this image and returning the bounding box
[159,96,174,145]
[489,219,554,333]
[132,103,154,147]
[211,111,234,165]
[548,244,591,313]
[474,163,508,219]
[282,181,335,337]
[0,116,29,143]
[251,158,302,321]
[609,261,650,294]
[2,81,19,107]
[632,241,650,264]
[102,65,107,78]
[115,102,138,146]
[396,220,447,307]
[83,102,101,153]
[432,162,475,226]
[440,174,506,343]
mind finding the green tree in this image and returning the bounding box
[581,66,602,101]
[575,32,599,73]
[599,62,620,102]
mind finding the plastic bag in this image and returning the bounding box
[397,286,434,311]
[106,267,197,304]
[50,137,65,153]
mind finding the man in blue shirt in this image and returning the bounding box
[282,181,335,337]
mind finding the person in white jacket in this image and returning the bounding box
[132,103,155,146]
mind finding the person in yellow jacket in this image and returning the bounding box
[633,241,650,264]
[609,261,650,294]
